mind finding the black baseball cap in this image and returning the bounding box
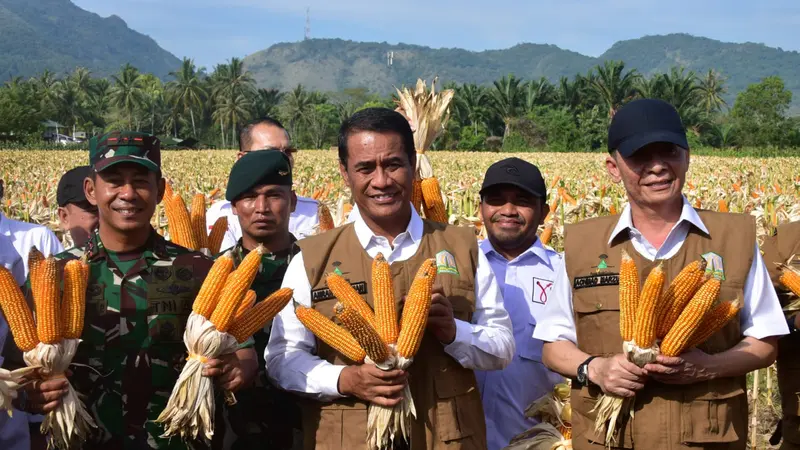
[608,99,689,157]
[57,165,92,207]
[480,157,546,198]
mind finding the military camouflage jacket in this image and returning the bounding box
[56,230,213,450]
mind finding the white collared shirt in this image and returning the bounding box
[265,207,515,401]
[476,238,565,450]
[533,197,789,345]
[206,195,320,251]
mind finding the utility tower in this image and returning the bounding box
[304,7,311,40]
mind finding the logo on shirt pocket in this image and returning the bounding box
[532,277,554,304]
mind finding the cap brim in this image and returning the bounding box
[94,156,159,173]
[615,130,689,158]
[480,181,546,198]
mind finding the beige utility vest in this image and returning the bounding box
[297,220,487,450]
[565,210,753,450]
[762,221,800,446]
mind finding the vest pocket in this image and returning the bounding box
[680,384,746,444]
[573,285,623,356]
[434,370,478,443]
[571,386,634,448]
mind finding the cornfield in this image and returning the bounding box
[0,149,794,448]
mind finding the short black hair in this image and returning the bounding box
[238,116,287,152]
[337,108,415,166]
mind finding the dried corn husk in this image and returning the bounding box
[0,366,38,416]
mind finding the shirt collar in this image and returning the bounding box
[480,237,553,267]
[353,205,423,249]
[86,228,170,262]
[608,195,709,245]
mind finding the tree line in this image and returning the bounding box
[0,57,797,151]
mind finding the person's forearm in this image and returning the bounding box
[235,347,258,387]
[542,340,591,378]
[705,336,778,378]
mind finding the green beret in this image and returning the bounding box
[226,150,293,202]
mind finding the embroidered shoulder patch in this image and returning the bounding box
[573,273,620,290]
[702,252,725,281]
[435,250,459,276]
[311,281,367,302]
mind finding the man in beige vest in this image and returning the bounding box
[761,223,800,450]
[265,107,514,450]
[533,98,788,449]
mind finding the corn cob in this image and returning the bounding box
[209,246,263,332]
[372,253,398,345]
[190,193,208,250]
[558,426,572,440]
[396,258,437,358]
[34,256,61,344]
[335,302,389,364]
[718,199,729,213]
[207,217,228,254]
[62,259,89,339]
[326,273,377,330]
[164,182,175,203]
[229,288,294,343]
[633,262,664,348]
[411,179,423,214]
[655,259,707,338]
[661,277,721,357]
[296,305,366,363]
[234,290,257,322]
[0,267,39,351]
[619,250,639,342]
[685,299,742,350]
[421,177,447,223]
[778,263,800,297]
[28,247,45,302]
[317,202,334,233]
[164,189,198,250]
[192,252,234,319]
[539,223,554,246]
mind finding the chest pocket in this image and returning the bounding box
[572,283,622,356]
[443,279,475,323]
[146,265,195,344]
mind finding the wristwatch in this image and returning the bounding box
[788,313,798,333]
[577,356,597,386]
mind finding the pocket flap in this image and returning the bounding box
[573,285,620,313]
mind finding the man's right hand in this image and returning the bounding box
[588,354,648,398]
[22,377,69,414]
[337,365,407,407]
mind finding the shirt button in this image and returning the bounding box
[595,302,603,310]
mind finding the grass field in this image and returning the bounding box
[0,149,793,448]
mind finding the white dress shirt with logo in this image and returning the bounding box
[476,238,565,450]
[206,195,320,250]
[264,207,515,401]
[0,213,63,450]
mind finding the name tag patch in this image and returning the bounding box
[573,273,620,290]
[312,281,367,302]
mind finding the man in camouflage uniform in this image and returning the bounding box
[218,149,301,450]
[16,131,257,450]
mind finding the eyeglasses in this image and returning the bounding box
[240,147,298,155]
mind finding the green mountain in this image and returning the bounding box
[0,0,181,81]
[243,34,800,109]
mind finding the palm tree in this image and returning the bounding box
[524,77,555,112]
[660,67,705,130]
[454,84,489,136]
[214,57,256,100]
[590,61,640,118]
[167,58,207,137]
[490,75,525,142]
[255,88,284,118]
[635,74,665,99]
[281,84,315,139]
[698,69,728,114]
[68,67,98,104]
[108,64,146,129]
[33,70,62,117]
[57,84,85,135]
[212,93,253,148]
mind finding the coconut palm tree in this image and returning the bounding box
[524,77,556,112]
[590,61,640,118]
[255,88,284,118]
[212,93,253,148]
[281,84,315,140]
[635,74,666,99]
[108,64,146,129]
[698,69,728,114]
[167,58,207,137]
[490,75,525,142]
[33,70,62,117]
[453,84,489,137]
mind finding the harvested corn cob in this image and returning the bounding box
[686,299,742,350]
[335,302,390,364]
[62,259,89,339]
[778,263,800,297]
[190,194,208,250]
[164,188,198,250]
[318,203,334,232]
[296,305,366,363]
[411,179,423,214]
[28,247,45,303]
[661,277,721,357]
[192,252,234,319]
[718,199,729,213]
[207,217,228,254]
[326,273,377,329]
[632,262,664,348]
[655,259,707,338]
[619,250,639,342]
[372,253,398,345]
[396,258,437,359]
[0,267,38,352]
[34,257,61,344]
[229,288,294,343]
[540,223,554,247]
[421,178,447,223]
[234,290,257,322]
[210,246,263,332]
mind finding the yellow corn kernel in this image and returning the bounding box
[335,302,389,364]
[633,262,664,348]
[230,288,294,343]
[210,246,263,332]
[234,290,257,322]
[778,264,800,297]
[192,253,234,319]
[411,178,423,214]
[539,223,554,247]
[34,256,61,344]
[62,259,89,339]
[326,273,377,330]
[207,217,228,255]
[164,188,197,250]
[619,250,639,342]
[655,259,707,339]
[190,193,208,250]
[28,247,45,302]
[396,258,437,358]
[318,203,334,232]
[558,425,572,440]
[372,253,398,345]
[421,177,447,223]
[0,267,39,352]
[661,277,721,357]
[686,299,742,350]
[296,305,366,363]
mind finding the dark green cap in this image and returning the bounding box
[226,150,293,202]
[89,131,161,172]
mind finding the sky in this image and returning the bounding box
[72,0,800,69]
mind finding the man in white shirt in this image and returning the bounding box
[474,158,564,450]
[0,211,63,450]
[533,99,787,449]
[206,116,320,249]
[266,107,514,450]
